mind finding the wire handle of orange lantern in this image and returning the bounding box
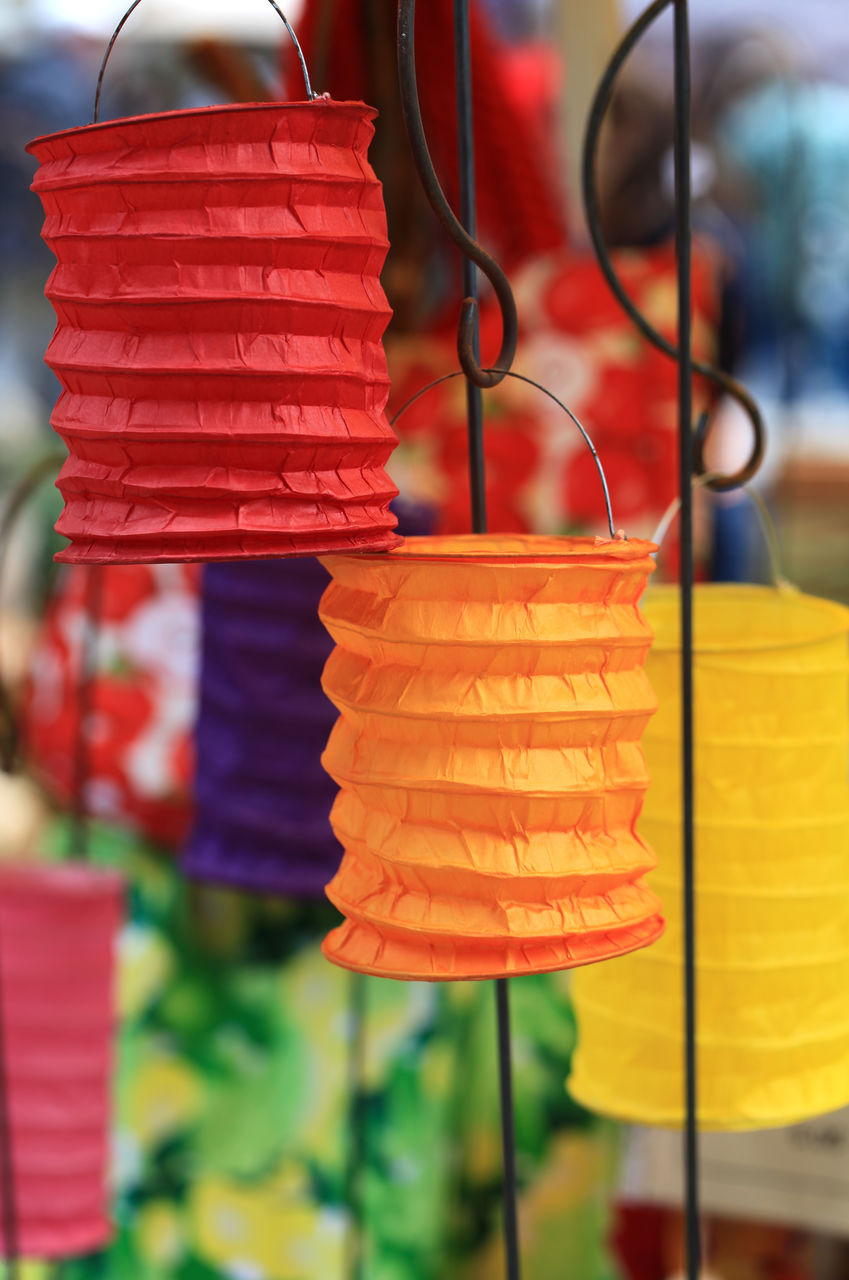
[651,477,791,592]
[389,368,618,539]
[92,0,319,123]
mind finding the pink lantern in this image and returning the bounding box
[0,863,122,1257]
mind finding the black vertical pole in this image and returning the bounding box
[452,3,520,1277]
[672,2,700,1278]
[453,0,487,533]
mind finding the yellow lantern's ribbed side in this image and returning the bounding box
[318,534,664,981]
[569,583,849,1130]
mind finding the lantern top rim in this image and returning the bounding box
[324,533,657,568]
[645,582,849,653]
[26,97,376,154]
[0,860,123,898]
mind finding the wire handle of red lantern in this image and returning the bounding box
[396,0,518,390]
[389,368,618,539]
[651,476,791,591]
[581,0,766,495]
[92,0,318,123]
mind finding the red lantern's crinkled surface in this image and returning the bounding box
[28,101,401,563]
[0,863,122,1257]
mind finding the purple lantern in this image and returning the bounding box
[183,502,434,897]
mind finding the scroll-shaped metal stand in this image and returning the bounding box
[396,2,522,1276]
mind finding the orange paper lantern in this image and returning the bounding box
[318,534,664,980]
[27,100,400,563]
[0,862,122,1257]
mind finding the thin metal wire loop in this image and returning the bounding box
[92,0,317,123]
[651,479,791,591]
[390,368,617,538]
[0,453,64,774]
[582,0,765,493]
[396,0,518,389]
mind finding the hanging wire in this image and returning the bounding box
[582,0,765,494]
[651,480,791,593]
[0,454,64,773]
[389,368,617,538]
[92,0,318,123]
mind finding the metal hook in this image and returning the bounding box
[92,0,317,124]
[396,0,518,388]
[582,0,766,492]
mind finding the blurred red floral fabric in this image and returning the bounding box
[387,243,720,543]
[21,564,199,848]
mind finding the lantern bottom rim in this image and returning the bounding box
[55,529,402,565]
[320,911,664,982]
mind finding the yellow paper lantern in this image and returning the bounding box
[318,534,664,981]
[570,582,849,1129]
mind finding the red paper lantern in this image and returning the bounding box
[0,863,122,1257]
[27,100,401,563]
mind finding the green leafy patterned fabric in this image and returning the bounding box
[40,823,621,1280]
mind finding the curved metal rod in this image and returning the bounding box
[582,0,766,492]
[397,0,518,388]
[93,0,317,124]
[0,452,65,773]
[390,368,617,537]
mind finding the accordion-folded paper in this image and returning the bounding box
[182,503,433,897]
[570,584,849,1129]
[318,534,664,980]
[0,862,122,1256]
[27,100,400,563]
[182,557,339,896]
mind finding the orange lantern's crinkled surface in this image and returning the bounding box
[570,584,849,1130]
[27,101,400,563]
[0,862,122,1256]
[318,534,664,980]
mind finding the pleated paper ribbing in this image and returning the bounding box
[318,535,664,981]
[182,557,340,897]
[570,584,849,1129]
[0,864,122,1257]
[27,100,400,563]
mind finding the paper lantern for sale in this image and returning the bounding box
[570,583,849,1130]
[182,556,339,897]
[182,501,434,896]
[0,862,122,1256]
[318,534,665,981]
[27,99,400,563]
